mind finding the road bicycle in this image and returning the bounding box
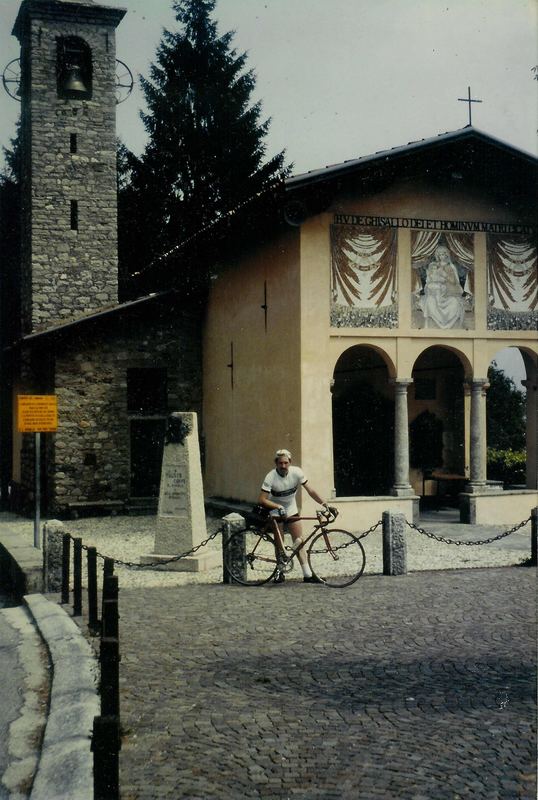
[224,506,366,588]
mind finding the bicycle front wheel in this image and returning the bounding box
[224,529,278,586]
[307,529,365,588]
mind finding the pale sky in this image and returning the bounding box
[1,0,537,172]
[0,0,535,384]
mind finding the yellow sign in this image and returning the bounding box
[17,395,58,433]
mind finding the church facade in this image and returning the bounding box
[1,0,537,528]
[203,130,538,526]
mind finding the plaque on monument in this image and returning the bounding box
[159,465,189,516]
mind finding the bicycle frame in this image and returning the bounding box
[261,508,338,569]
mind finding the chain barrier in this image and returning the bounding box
[49,512,531,570]
[56,525,225,569]
[355,520,383,540]
[406,516,531,547]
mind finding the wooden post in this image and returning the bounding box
[73,537,83,616]
[61,534,70,604]
[92,715,120,800]
[87,546,99,631]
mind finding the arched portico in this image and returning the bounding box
[409,346,469,502]
[331,345,395,496]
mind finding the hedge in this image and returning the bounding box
[487,448,526,486]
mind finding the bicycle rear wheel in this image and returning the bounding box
[307,529,365,588]
[224,529,278,586]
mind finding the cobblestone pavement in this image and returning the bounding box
[118,566,537,800]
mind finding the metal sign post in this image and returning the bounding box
[17,395,58,549]
[34,432,41,548]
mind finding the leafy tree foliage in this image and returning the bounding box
[119,0,290,298]
[486,361,526,451]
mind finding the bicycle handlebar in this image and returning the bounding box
[317,505,339,524]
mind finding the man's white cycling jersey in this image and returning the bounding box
[261,466,307,517]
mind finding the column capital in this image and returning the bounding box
[390,378,413,390]
[465,378,489,396]
[470,378,489,389]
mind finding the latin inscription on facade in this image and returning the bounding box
[333,215,535,236]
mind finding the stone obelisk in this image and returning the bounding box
[141,412,219,572]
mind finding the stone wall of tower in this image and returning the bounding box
[15,1,125,333]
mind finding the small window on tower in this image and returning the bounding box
[57,37,92,100]
[70,200,78,231]
[70,133,77,154]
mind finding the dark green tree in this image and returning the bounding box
[0,127,21,343]
[119,0,290,297]
[486,361,526,451]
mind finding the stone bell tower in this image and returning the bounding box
[13,0,126,333]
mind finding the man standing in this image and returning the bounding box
[259,449,328,583]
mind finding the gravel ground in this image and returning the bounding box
[0,509,532,590]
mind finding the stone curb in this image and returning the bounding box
[23,594,99,800]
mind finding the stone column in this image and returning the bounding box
[522,373,537,490]
[466,378,488,491]
[390,379,414,497]
[463,382,471,479]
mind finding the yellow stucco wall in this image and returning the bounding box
[203,230,301,502]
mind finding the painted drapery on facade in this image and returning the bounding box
[487,234,537,330]
[411,231,474,330]
[330,225,397,328]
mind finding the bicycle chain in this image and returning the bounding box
[406,516,531,547]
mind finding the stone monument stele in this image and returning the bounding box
[140,412,220,572]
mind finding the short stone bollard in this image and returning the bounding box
[222,513,246,584]
[43,520,65,592]
[382,511,407,576]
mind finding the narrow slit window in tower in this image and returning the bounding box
[70,200,78,231]
[70,133,77,154]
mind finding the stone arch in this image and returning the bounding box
[332,345,394,496]
[409,345,467,501]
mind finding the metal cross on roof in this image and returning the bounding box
[458,86,482,126]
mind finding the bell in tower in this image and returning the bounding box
[57,36,92,99]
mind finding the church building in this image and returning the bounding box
[1,0,537,528]
[203,128,538,527]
